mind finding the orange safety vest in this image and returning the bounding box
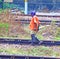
[29,16,40,31]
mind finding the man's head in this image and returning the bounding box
[31,11,36,17]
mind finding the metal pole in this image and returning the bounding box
[25,0,28,14]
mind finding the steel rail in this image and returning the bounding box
[19,20,60,25]
[15,19,60,26]
[10,14,60,17]
[0,38,60,46]
[0,55,60,59]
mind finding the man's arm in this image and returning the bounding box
[34,16,39,27]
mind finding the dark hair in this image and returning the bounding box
[31,11,36,16]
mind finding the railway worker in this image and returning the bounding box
[29,11,40,44]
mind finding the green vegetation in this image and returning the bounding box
[0,9,3,13]
[55,37,60,41]
[54,27,60,40]
[37,34,44,40]
[55,28,60,40]
[0,23,9,32]
[0,46,60,56]
[0,9,8,14]
[56,27,60,37]
[0,23,9,28]
[0,0,2,2]
[0,22,59,40]
[3,3,18,9]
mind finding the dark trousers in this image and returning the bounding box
[31,34,39,44]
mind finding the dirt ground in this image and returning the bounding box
[0,12,31,38]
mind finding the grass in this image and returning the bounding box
[0,46,60,57]
[54,27,60,41]
[54,37,60,41]
[0,23,9,28]
[37,34,44,40]
[0,23,9,32]
[0,9,3,14]
[0,23,60,41]
[0,9,9,14]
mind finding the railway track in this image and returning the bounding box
[0,55,60,59]
[0,38,60,46]
[13,14,60,26]
[15,19,60,26]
